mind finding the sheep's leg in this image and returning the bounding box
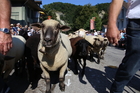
[59,62,67,91]
[89,50,94,62]
[40,64,51,93]
[3,62,15,81]
[82,58,86,77]
[78,58,82,66]
[3,68,12,81]
[101,49,105,59]
[97,52,101,64]
[51,84,56,93]
[74,58,78,74]
[45,78,51,93]
[27,57,35,83]
[59,78,65,91]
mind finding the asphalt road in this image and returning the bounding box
[7,46,140,93]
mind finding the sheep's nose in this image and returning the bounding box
[44,38,52,42]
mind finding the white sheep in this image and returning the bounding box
[68,33,78,39]
[101,37,109,59]
[0,35,26,79]
[85,35,104,64]
[31,19,72,93]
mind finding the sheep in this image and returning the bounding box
[70,37,94,77]
[68,33,78,39]
[25,34,41,83]
[85,35,104,64]
[0,35,26,80]
[100,37,109,59]
[29,19,72,93]
[77,29,86,38]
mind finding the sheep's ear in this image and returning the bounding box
[60,25,71,32]
[104,38,108,41]
[4,56,15,60]
[31,23,43,28]
[94,38,98,40]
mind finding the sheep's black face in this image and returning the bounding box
[75,40,89,57]
[42,25,59,48]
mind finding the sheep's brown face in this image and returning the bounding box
[42,24,60,48]
[31,19,71,48]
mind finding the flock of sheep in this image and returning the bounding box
[0,19,109,93]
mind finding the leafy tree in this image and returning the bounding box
[84,12,102,31]
[101,13,108,26]
[41,2,109,32]
[74,4,96,30]
[95,3,110,25]
[42,5,57,20]
[95,3,110,12]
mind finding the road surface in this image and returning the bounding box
[7,46,140,93]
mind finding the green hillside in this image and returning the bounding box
[42,2,110,31]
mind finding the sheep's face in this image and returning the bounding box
[94,38,104,47]
[32,19,71,48]
[75,39,94,57]
[42,23,60,47]
[103,38,109,46]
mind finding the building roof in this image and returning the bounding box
[11,0,42,11]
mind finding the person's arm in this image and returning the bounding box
[0,0,12,55]
[106,0,124,45]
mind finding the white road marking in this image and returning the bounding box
[65,79,71,86]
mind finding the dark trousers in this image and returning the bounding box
[110,19,140,93]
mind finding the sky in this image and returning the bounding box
[41,0,112,7]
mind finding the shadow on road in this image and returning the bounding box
[7,69,42,93]
[126,73,140,92]
[3,59,139,93]
[84,66,116,93]
[84,66,140,93]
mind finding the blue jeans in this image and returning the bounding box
[110,19,140,93]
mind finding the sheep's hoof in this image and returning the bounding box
[90,58,95,62]
[100,56,104,59]
[60,87,65,91]
[97,60,100,64]
[59,82,65,91]
[60,86,65,92]
[74,71,78,75]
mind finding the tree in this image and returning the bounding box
[41,2,109,32]
[42,5,57,20]
[84,12,102,31]
[74,4,96,30]
[95,3,110,25]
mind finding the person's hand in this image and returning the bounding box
[0,32,12,55]
[106,25,120,45]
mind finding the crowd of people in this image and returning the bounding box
[117,29,127,48]
[85,30,107,37]
[10,23,40,36]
